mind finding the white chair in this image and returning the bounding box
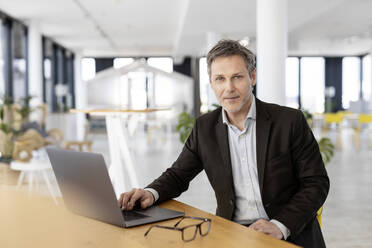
[10,158,58,205]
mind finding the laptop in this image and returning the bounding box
[46,147,184,228]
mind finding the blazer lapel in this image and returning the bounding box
[255,99,272,196]
[215,111,235,195]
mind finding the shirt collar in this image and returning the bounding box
[222,95,256,126]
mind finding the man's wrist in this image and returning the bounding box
[270,219,291,240]
[144,188,159,203]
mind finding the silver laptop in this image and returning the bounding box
[46,147,184,228]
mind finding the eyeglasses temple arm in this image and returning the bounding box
[144,225,181,237]
[174,216,186,227]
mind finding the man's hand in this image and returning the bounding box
[118,188,155,210]
[249,219,283,239]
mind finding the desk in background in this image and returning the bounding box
[70,108,171,197]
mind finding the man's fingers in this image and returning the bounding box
[119,189,154,210]
[127,189,145,210]
[121,188,136,210]
[249,219,265,228]
[249,220,282,239]
[249,221,262,229]
[251,224,269,234]
[250,224,262,231]
[118,193,124,206]
[249,220,270,232]
[118,191,128,207]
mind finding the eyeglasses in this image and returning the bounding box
[144,216,211,242]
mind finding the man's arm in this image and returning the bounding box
[145,119,204,203]
[272,110,330,239]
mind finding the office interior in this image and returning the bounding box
[0,0,372,247]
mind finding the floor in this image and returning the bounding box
[1,124,372,248]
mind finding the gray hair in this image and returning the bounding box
[206,39,256,77]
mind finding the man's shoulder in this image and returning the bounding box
[196,107,222,122]
[257,99,303,121]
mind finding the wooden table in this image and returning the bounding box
[0,189,298,248]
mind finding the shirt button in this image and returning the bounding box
[229,199,234,205]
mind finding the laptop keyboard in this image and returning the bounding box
[122,210,149,221]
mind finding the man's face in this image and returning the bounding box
[210,55,256,115]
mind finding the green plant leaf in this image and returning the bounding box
[318,137,335,165]
[176,112,195,143]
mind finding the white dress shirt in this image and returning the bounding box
[221,95,290,239]
[146,95,290,239]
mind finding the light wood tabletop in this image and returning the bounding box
[70,108,171,114]
[0,189,299,248]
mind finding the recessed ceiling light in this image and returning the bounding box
[239,37,250,47]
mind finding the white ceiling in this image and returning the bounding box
[1,0,372,57]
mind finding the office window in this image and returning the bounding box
[66,53,75,108]
[114,58,134,69]
[81,58,96,81]
[362,55,371,102]
[128,72,147,109]
[199,57,209,114]
[12,22,27,101]
[0,18,5,96]
[42,38,53,105]
[342,57,360,109]
[300,57,325,113]
[286,57,299,109]
[43,58,52,105]
[147,57,173,73]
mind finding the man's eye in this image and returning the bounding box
[234,75,242,79]
[215,77,224,81]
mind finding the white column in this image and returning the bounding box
[206,32,222,109]
[27,21,43,106]
[369,49,372,111]
[256,0,287,105]
[74,53,86,140]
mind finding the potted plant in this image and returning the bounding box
[0,96,15,161]
[176,104,220,143]
[16,96,33,124]
[176,112,195,143]
[0,96,35,162]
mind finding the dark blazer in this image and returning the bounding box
[147,98,330,248]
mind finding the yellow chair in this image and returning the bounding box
[322,113,344,148]
[355,114,372,150]
[324,113,344,125]
[317,207,323,227]
[336,111,352,116]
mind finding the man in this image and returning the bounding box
[119,40,329,247]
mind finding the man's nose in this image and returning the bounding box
[226,80,235,92]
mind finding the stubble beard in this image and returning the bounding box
[222,91,252,114]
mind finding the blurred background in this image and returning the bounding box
[1,1,372,247]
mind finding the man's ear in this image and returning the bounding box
[251,69,257,87]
